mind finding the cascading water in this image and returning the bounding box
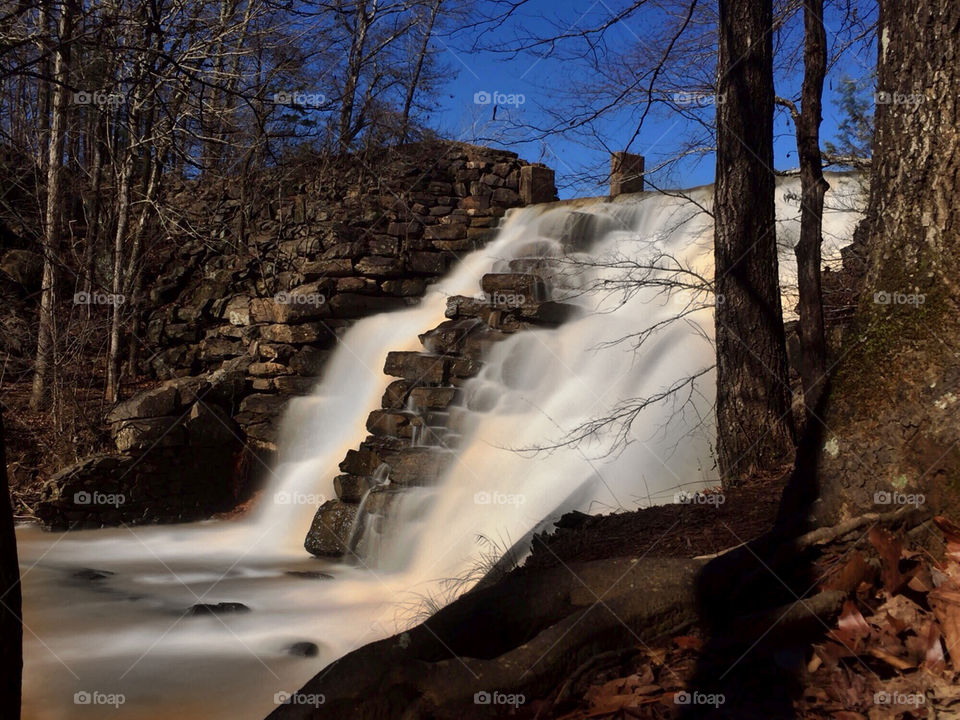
[15,175,863,720]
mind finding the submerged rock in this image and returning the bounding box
[187,602,251,616]
[72,568,115,581]
[287,642,320,657]
[285,570,334,580]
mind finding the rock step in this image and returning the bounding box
[480,272,547,301]
[445,295,578,326]
[383,351,451,385]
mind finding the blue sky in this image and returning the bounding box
[423,0,877,198]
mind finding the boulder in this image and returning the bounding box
[333,474,371,503]
[381,379,412,409]
[366,410,414,438]
[289,347,330,376]
[407,252,452,275]
[304,499,358,557]
[250,295,329,324]
[383,351,450,384]
[107,384,179,424]
[380,278,426,297]
[381,447,455,486]
[300,259,353,278]
[259,322,336,345]
[355,256,404,278]
[328,293,407,318]
[409,386,458,411]
[272,376,317,394]
[339,447,382,476]
[113,416,185,453]
[480,273,547,301]
[424,224,467,241]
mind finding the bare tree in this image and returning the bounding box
[399,0,442,143]
[791,0,829,415]
[29,0,75,409]
[714,0,795,483]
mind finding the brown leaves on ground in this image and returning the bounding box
[549,640,700,720]
[801,515,960,719]
[544,516,960,720]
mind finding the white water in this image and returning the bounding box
[16,175,863,720]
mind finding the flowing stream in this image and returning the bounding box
[16,176,864,719]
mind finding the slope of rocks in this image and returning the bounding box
[304,268,579,557]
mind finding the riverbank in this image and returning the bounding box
[269,466,955,720]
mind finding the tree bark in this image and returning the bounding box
[399,0,441,143]
[30,0,74,410]
[0,409,22,719]
[338,0,372,152]
[714,0,795,484]
[794,0,829,417]
[105,148,133,404]
[816,0,960,523]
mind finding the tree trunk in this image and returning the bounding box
[105,150,133,404]
[338,1,371,152]
[794,0,829,417]
[30,0,73,410]
[713,0,795,484]
[399,0,441,143]
[816,0,960,523]
[0,409,22,719]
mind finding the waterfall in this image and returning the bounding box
[15,175,864,720]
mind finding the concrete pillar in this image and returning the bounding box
[609,152,645,196]
[519,165,556,205]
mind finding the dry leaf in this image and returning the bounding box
[869,527,910,594]
[672,635,702,650]
[934,516,960,561]
[929,588,960,666]
[923,622,946,670]
[830,599,872,650]
[822,551,874,593]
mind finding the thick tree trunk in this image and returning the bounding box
[794,0,829,417]
[714,0,795,484]
[816,0,960,523]
[0,410,22,719]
